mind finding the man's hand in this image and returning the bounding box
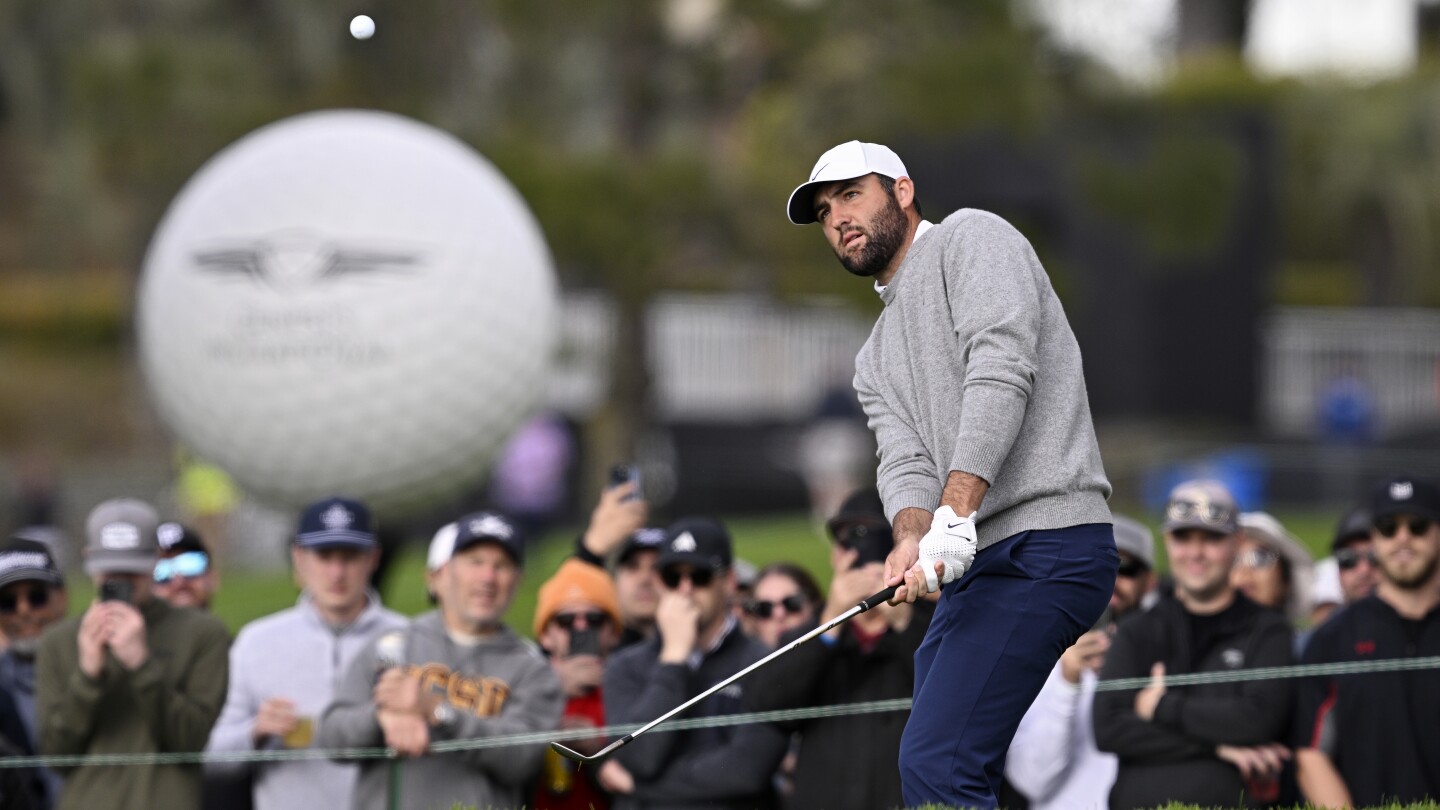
[1135,662,1166,721]
[915,506,978,592]
[252,698,299,745]
[374,668,431,715]
[77,603,110,680]
[656,592,700,664]
[378,709,430,757]
[106,602,149,671]
[598,759,635,794]
[885,507,929,604]
[581,483,648,558]
[1217,743,1291,780]
[552,653,605,698]
[1059,629,1111,685]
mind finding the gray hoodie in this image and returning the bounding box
[854,209,1112,549]
[206,592,407,810]
[317,611,563,810]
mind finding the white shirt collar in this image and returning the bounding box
[873,220,934,297]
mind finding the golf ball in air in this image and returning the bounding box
[350,15,375,39]
[137,110,559,515]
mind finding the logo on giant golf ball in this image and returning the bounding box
[138,110,558,514]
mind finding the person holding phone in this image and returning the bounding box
[530,559,624,810]
[35,498,230,810]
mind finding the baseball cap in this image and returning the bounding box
[656,517,733,573]
[1370,475,1440,523]
[0,537,64,591]
[84,498,161,576]
[1162,479,1239,536]
[445,511,524,566]
[1111,514,1156,570]
[296,497,377,550]
[616,527,668,567]
[733,558,758,590]
[787,141,910,225]
[825,487,889,543]
[157,522,209,557]
[1331,505,1373,552]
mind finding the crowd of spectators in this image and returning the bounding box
[0,470,1436,809]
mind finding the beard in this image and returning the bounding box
[1381,547,1439,590]
[835,190,908,277]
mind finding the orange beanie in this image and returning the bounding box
[533,559,623,638]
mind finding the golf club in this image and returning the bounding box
[549,583,898,764]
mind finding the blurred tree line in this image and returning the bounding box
[2,0,1439,458]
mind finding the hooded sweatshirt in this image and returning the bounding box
[317,611,564,810]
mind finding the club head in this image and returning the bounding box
[549,741,604,763]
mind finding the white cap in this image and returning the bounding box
[787,140,910,225]
[426,522,459,572]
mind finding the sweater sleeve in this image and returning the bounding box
[1006,663,1083,801]
[130,614,231,754]
[1091,620,1212,763]
[943,213,1042,484]
[1151,620,1295,746]
[433,654,564,785]
[36,623,103,757]
[855,362,941,522]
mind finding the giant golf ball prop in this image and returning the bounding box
[138,110,558,514]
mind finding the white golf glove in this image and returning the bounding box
[915,505,978,592]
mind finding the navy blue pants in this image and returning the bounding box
[899,522,1117,809]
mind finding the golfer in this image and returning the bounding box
[788,141,1117,808]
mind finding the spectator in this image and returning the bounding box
[731,558,760,638]
[745,489,932,810]
[153,522,220,611]
[743,563,822,650]
[531,559,624,810]
[1093,480,1294,810]
[1311,506,1380,629]
[318,510,563,810]
[0,536,69,807]
[1294,475,1440,807]
[602,517,788,810]
[611,528,667,649]
[1006,515,1158,810]
[36,498,230,810]
[1234,512,1315,627]
[206,497,406,810]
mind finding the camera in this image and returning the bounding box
[609,463,642,501]
[569,625,602,657]
[100,578,134,605]
[848,526,894,569]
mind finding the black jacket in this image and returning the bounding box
[745,602,932,810]
[605,623,788,810]
[1092,593,1293,810]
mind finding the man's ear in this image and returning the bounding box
[894,176,916,213]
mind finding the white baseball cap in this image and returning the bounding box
[787,140,910,225]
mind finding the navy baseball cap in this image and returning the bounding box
[1332,505,1373,552]
[826,487,889,543]
[1370,475,1440,523]
[617,527,668,566]
[447,511,524,566]
[296,497,377,550]
[656,517,733,573]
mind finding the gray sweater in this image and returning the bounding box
[854,209,1111,549]
[317,611,563,810]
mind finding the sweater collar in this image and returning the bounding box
[875,219,934,303]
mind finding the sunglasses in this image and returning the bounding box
[1115,559,1148,579]
[1375,516,1433,539]
[660,567,715,589]
[154,552,210,584]
[1167,499,1232,527]
[1335,547,1378,570]
[0,587,49,614]
[745,595,807,619]
[554,610,609,631]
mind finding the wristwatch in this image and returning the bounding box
[430,701,457,729]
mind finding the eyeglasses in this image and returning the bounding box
[554,610,609,630]
[1167,499,1232,527]
[1374,516,1433,539]
[745,595,807,619]
[660,567,714,589]
[0,587,49,614]
[1335,547,1378,570]
[1236,549,1281,570]
[1115,559,1148,579]
[154,552,210,584]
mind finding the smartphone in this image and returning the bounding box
[850,527,894,568]
[100,578,134,604]
[569,625,601,657]
[609,464,642,501]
